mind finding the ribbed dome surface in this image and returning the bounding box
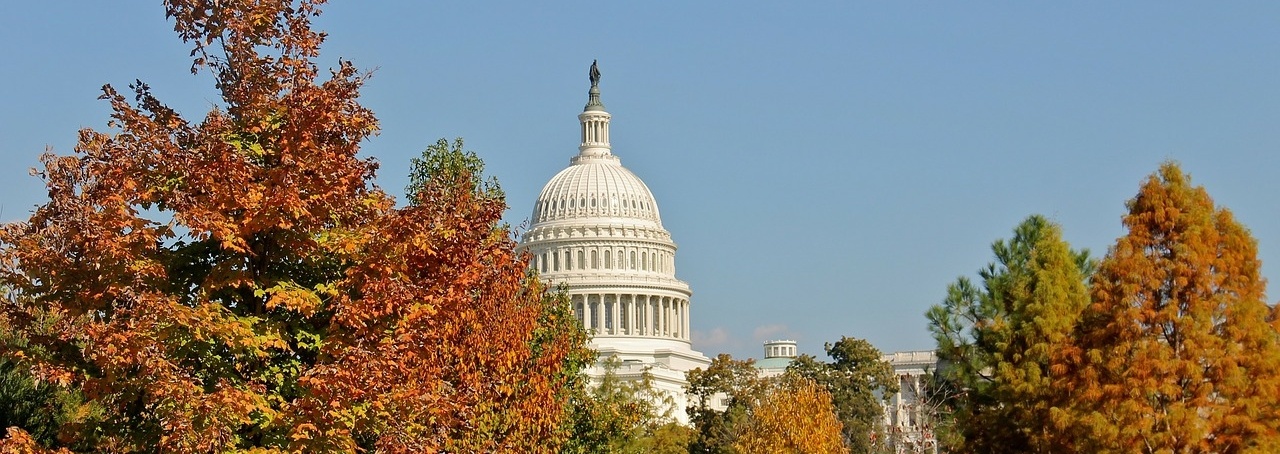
[531,156,662,226]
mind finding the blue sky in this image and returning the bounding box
[2,2,1278,360]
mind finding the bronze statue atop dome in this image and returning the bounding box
[589,60,601,87]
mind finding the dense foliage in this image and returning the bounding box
[925,215,1093,452]
[0,1,588,451]
[563,357,690,454]
[685,354,771,453]
[1051,162,1280,452]
[786,337,897,453]
[734,377,847,454]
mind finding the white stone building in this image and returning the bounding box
[882,350,941,453]
[517,68,710,423]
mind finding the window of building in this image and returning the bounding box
[591,250,598,269]
[604,250,611,269]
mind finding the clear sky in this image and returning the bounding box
[2,2,1278,360]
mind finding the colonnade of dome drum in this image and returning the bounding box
[571,293,689,341]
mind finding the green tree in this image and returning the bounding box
[786,337,897,454]
[925,215,1092,453]
[562,357,685,454]
[0,288,101,451]
[1052,162,1280,452]
[405,137,502,206]
[686,354,772,454]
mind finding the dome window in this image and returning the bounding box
[591,250,598,269]
[569,198,575,208]
[604,250,612,269]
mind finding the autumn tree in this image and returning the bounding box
[686,354,773,454]
[0,0,587,452]
[786,337,897,454]
[1051,162,1280,453]
[925,215,1092,453]
[734,377,848,454]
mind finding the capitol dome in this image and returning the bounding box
[531,155,662,228]
[517,63,710,423]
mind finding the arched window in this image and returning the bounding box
[641,252,648,270]
[540,253,548,273]
[604,250,612,269]
[591,250,598,269]
[577,250,585,270]
[553,252,560,271]
[630,251,636,269]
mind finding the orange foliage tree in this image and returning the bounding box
[734,377,848,454]
[0,0,588,452]
[1050,162,1280,452]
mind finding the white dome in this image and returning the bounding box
[516,66,710,425]
[531,155,662,227]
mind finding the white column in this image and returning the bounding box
[676,300,683,340]
[684,300,691,340]
[655,298,663,337]
[582,295,592,332]
[595,294,604,333]
[646,297,655,336]
[665,298,672,338]
[627,296,636,335]
[615,296,622,335]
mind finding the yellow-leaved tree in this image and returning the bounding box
[735,377,848,454]
[1051,162,1280,452]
